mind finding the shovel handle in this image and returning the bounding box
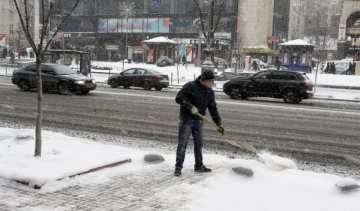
[195,112,257,154]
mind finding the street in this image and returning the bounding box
[1,76,360,179]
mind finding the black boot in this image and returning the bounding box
[194,165,212,173]
[174,167,182,176]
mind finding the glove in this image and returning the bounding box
[217,124,225,135]
[190,105,199,115]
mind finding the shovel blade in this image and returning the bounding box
[226,138,257,154]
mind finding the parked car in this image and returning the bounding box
[223,70,314,103]
[107,68,169,91]
[214,57,229,69]
[12,63,96,95]
[156,56,174,67]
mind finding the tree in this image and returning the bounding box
[119,1,136,70]
[13,0,81,157]
[193,0,225,64]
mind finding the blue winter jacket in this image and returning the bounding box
[175,76,222,125]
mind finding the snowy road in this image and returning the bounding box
[0,79,359,179]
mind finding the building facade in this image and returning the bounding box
[0,0,24,55]
[49,0,307,64]
[236,0,274,50]
[337,0,360,59]
[235,0,304,63]
[0,0,39,57]
[50,0,237,62]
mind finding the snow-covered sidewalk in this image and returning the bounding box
[0,127,359,210]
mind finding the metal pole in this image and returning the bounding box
[198,31,201,67]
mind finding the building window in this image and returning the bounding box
[10,24,14,34]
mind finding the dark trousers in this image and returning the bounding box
[175,118,203,169]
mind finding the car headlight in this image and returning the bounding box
[92,79,96,83]
[75,80,85,84]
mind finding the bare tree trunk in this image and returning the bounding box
[193,0,224,63]
[208,0,215,63]
[13,0,81,157]
[34,56,43,156]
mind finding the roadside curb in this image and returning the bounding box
[315,84,360,90]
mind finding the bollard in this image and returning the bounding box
[171,73,173,85]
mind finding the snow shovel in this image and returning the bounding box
[194,112,297,171]
[194,112,257,154]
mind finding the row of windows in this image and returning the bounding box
[53,0,236,16]
[52,16,236,33]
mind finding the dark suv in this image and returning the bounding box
[12,63,96,95]
[223,70,314,103]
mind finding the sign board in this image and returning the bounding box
[338,23,346,41]
[267,35,279,42]
[327,52,334,61]
[105,45,119,50]
[0,33,6,46]
[133,45,144,54]
[127,46,133,59]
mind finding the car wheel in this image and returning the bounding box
[109,79,118,88]
[283,88,300,103]
[58,82,70,95]
[228,87,240,99]
[143,82,152,90]
[155,86,163,91]
[18,80,30,91]
[240,93,248,99]
[81,90,89,94]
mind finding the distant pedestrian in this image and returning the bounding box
[275,56,281,71]
[311,60,316,70]
[330,62,336,74]
[174,69,224,177]
[231,57,237,69]
[182,54,186,66]
[10,52,15,64]
[2,47,7,59]
[324,62,330,74]
[251,60,258,71]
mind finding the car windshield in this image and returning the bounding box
[147,69,163,75]
[53,65,77,75]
